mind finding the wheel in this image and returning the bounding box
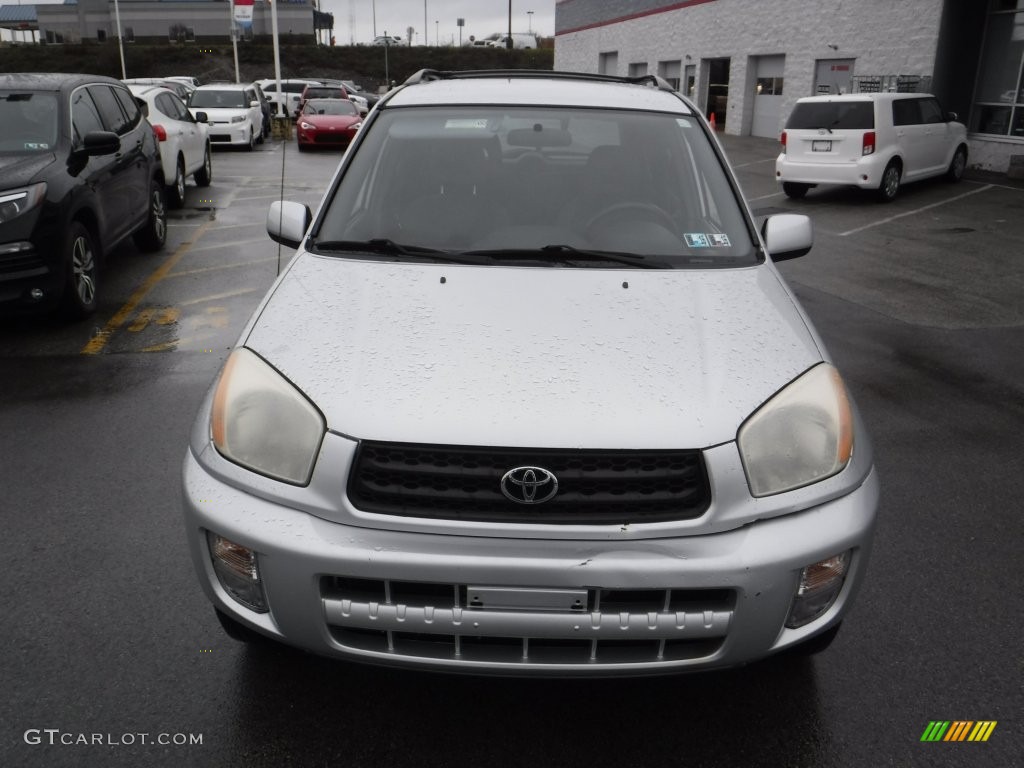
[246,128,255,151]
[946,146,967,182]
[876,161,901,202]
[167,156,186,208]
[62,222,98,319]
[132,178,167,252]
[787,622,842,657]
[297,142,307,152]
[194,144,212,187]
[585,202,676,232]
[782,182,810,199]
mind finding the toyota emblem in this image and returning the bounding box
[500,466,559,505]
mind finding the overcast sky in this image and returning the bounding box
[315,0,555,45]
[0,1,556,45]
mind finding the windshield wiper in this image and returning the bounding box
[460,244,674,269]
[309,239,491,265]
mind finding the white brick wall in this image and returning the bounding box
[555,0,945,139]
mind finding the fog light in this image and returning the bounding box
[207,532,268,613]
[786,551,850,628]
[29,288,44,300]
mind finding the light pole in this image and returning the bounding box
[507,0,512,49]
[372,0,376,38]
[113,0,126,79]
[424,1,427,47]
[528,11,533,34]
[435,20,438,46]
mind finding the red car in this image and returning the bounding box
[296,99,362,151]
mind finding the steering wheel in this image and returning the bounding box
[585,202,677,233]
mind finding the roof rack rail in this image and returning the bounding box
[403,69,677,93]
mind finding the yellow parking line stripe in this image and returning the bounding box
[80,218,216,355]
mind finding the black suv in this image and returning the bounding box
[0,73,167,318]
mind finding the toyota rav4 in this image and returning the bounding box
[182,70,880,675]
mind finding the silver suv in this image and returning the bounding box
[182,70,879,675]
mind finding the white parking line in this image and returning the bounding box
[838,185,994,237]
[732,158,777,169]
[746,191,785,202]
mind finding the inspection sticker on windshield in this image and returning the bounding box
[685,233,731,248]
[445,118,489,130]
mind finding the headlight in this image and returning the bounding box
[230,115,246,124]
[299,121,314,130]
[737,363,853,497]
[211,348,325,485]
[0,183,47,225]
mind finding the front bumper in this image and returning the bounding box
[208,123,253,146]
[183,447,879,676]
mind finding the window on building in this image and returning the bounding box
[124,27,135,43]
[169,24,195,43]
[971,2,1024,137]
[97,30,107,43]
[658,60,682,91]
[755,77,784,96]
[598,52,619,76]
[628,62,648,78]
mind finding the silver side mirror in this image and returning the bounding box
[762,213,813,261]
[267,201,312,249]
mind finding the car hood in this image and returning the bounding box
[244,256,823,449]
[0,152,57,187]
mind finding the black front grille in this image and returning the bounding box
[313,133,350,144]
[347,442,710,524]
[0,249,46,277]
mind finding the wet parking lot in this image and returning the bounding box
[1,134,1021,768]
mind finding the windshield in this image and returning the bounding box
[189,90,247,109]
[316,106,754,267]
[0,91,59,152]
[305,99,358,116]
[786,100,874,130]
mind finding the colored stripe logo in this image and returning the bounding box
[920,721,997,742]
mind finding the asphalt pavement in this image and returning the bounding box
[1,133,1021,768]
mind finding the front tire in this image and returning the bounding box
[877,161,901,203]
[168,157,186,208]
[63,222,98,319]
[133,178,167,252]
[246,128,255,151]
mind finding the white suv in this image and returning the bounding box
[186,83,264,150]
[183,70,879,675]
[776,92,968,202]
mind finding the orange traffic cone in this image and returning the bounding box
[709,111,717,131]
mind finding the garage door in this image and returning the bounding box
[751,55,785,138]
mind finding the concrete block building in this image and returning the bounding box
[554,0,1023,173]
[31,0,316,46]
